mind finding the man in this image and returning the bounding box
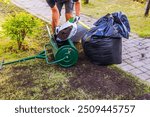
[46,0,81,32]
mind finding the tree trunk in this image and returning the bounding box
[145,0,150,16]
[17,40,22,50]
[85,0,89,4]
[17,30,26,50]
[17,37,23,50]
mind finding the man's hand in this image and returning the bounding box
[55,26,60,35]
[74,16,80,23]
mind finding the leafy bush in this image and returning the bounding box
[2,12,43,50]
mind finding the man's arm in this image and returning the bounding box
[74,0,81,16]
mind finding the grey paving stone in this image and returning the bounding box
[123,59,133,64]
[145,42,150,47]
[125,44,135,48]
[129,52,140,57]
[146,53,150,57]
[121,65,135,71]
[122,54,131,59]
[144,65,150,70]
[147,79,150,82]
[129,69,143,75]
[128,48,138,53]
[144,39,150,42]
[132,61,145,67]
[129,57,140,62]
[138,67,149,72]
[146,72,150,76]
[132,40,142,46]
[143,59,150,64]
[137,73,150,80]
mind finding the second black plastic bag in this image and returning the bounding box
[83,37,122,65]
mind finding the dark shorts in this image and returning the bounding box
[46,0,74,14]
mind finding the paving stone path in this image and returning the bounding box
[11,0,150,82]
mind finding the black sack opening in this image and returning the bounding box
[82,12,130,65]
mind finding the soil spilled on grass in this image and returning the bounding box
[56,52,150,99]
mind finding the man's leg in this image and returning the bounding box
[46,0,60,33]
[51,5,60,33]
[65,0,74,21]
[56,1,63,16]
[74,0,81,16]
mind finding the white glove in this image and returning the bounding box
[55,26,60,35]
[74,16,80,23]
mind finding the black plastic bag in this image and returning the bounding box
[82,12,130,65]
[92,12,130,39]
[83,37,122,65]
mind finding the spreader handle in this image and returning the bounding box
[0,60,4,70]
[78,21,90,30]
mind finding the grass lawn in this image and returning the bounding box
[81,0,150,37]
[0,2,150,100]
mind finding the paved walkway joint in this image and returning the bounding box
[11,0,150,82]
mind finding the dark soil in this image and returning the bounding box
[135,93,150,100]
[55,51,150,99]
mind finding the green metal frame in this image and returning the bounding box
[0,50,45,69]
[44,43,66,65]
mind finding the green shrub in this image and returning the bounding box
[2,12,43,50]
